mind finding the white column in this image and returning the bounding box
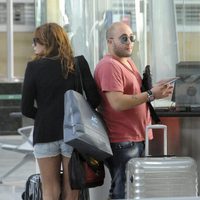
[7,0,14,81]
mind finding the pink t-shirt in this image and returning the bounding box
[94,55,153,143]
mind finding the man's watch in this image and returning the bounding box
[147,90,155,102]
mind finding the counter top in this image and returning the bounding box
[155,110,200,117]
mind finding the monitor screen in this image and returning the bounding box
[175,61,200,108]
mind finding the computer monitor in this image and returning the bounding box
[175,61,200,110]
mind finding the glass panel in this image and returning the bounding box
[176,1,200,61]
[148,0,200,109]
[173,1,200,110]
[35,0,200,109]
[13,1,35,80]
[13,32,33,80]
[35,0,46,26]
[0,1,35,81]
[64,0,141,73]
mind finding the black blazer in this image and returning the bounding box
[21,55,100,145]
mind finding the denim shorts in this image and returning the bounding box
[33,140,73,159]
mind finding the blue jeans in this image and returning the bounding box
[105,141,145,199]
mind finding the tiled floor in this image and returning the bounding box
[0,136,111,200]
[1,136,200,200]
[0,135,111,200]
[0,135,36,200]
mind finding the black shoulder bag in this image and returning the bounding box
[141,65,161,124]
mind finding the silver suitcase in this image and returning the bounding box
[126,124,198,199]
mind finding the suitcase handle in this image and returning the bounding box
[145,124,167,156]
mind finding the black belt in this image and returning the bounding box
[111,141,135,149]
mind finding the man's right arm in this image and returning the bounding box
[105,83,173,111]
[105,91,149,111]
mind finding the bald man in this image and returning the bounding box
[94,22,173,199]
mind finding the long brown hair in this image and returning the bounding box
[33,23,74,78]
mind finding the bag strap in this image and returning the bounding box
[148,102,161,124]
[75,56,86,99]
[141,84,161,124]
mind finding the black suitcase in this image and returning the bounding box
[21,173,90,200]
[22,174,42,200]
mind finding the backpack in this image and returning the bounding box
[21,174,42,200]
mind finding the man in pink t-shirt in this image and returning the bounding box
[94,22,173,199]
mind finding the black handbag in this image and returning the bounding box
[63,56,113,160]
[68,149,105,189]
[142,65,161,124]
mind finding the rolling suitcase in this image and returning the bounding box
[126,124,198,199]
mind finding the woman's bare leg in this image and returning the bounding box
[37,155,61,200]
[62,156,79,200]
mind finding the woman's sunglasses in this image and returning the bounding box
[32,38,41,46]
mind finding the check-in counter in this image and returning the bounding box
[0,82,22,135]
[150,111,200,155]
[152,110,200,192]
